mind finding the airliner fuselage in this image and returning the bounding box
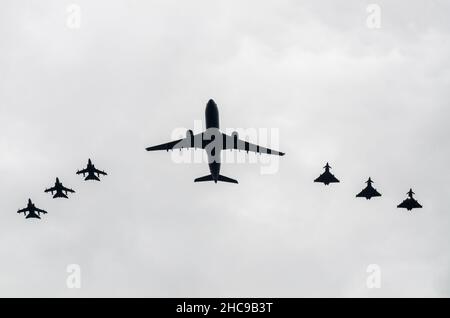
[205,100,221,182]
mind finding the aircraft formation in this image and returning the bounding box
[145,99,422,212]
[17,159,107,219]
[17,99,423,219]
[312,163,422,211]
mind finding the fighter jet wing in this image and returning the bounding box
[61,186,75,193]
[44,186,57,193]
[356,187,381,198]
[397,200,407,209]
[146,132,205,151]
[398,199,420,210]
[412,201,423,209]
[17,207,29,214]
[356,189,368,198]
[93,168,107,176]
[76,168,88,175]
[398,200,413,210]
[329,175,340,183]
[222,133,285,156]
[314,173,339,184]
[36,208,47,214]
[400,199,422,209]
[314,175,323,183]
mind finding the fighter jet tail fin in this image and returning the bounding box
[218,175,238,184]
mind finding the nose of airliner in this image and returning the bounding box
[206,99,218,114]
[207,98,215,106]
[205,99,220,129]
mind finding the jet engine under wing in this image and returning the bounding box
[222,133,285,156]
[146,132,205,151]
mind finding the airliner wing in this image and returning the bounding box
[146,132,205,151]
[222,133,285,156]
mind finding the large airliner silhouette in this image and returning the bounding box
[146,99,285,184]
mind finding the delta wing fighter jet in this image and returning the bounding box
[356,177,382,200]
[397,189,422,211]
[314,163,340,185]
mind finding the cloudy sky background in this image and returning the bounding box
[0,0,449,297]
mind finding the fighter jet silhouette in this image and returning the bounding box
[356,177,382,200]
[314,163,340,185]
[76,159,107,181]
[146,99,285,184]
[45,178,75,198]
[17,199,47,219]
[397,189,422,211]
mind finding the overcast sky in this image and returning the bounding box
[1,0,449,297]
